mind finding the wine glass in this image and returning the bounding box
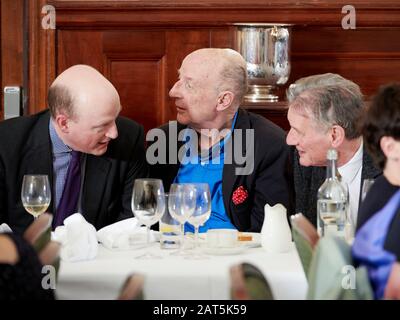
[168,183,196,256]
[21,175,51,219]
[131,179,165,259]
[186,183,211,259]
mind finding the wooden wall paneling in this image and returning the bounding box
[289,26,400,98]
[102,30,166,133]
[109,59,163,132]
[1,0,24,120]
[292,27,400,53]
[28,0,56,114]
[57,30,104,72]
[57,29,167,133]
[26,0,400,132]
[243,103,290,131]
[51,1,400,28]
[291,55,400,96]
[210,27,232,48]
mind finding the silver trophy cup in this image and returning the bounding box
[235,23,292,102]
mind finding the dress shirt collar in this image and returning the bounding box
[338,140,363,185]
[49,119,72,154]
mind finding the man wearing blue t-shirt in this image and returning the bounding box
[148,48,293,232]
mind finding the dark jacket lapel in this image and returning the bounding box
[222,108,251,219]
[361,149,382,181]
[358,147,382,205]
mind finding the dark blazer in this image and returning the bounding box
[356,175,400,261]
[0,110,148,234]
[149,108,294,232]
[291,146,382,227]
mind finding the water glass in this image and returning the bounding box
[186,183,211,259]
[160,194,181,249]
[168,184,196,255]
[131,179,165,259]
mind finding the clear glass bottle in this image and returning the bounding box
[317,149,348,238]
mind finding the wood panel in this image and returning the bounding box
[22,0,400,133]
[291,55,400,97]
[1,0,24,120]
[58,29,168,132]
[28,0,56,115]
[110,60,163,132]
[51,0,400,27]
[58,30,104,72]
[289,26,400,98]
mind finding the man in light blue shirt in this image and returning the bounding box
[148,48,293,233]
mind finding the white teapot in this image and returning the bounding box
[261,203,292,253]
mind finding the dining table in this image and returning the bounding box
[55,234,308,300]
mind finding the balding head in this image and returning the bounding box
[183,49,248,107]
[48,65,120,119]
[49,65,121,155]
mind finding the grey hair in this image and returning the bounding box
[286,73,362,103]
[217,49,248,106]
[290,85,364,139]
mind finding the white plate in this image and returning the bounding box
[202,245,246,256]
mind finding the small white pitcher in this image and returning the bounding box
[261,203,292,253]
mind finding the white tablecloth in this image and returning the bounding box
[56,241,308,300]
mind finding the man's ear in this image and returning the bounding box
[55,113,70,133]
[216,91,234,111]
[330,125,346,148]
[380,136,397,160]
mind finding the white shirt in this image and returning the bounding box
[338,141,363,227]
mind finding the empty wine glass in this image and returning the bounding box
[186,183,211,259]
[21,175,51,219]
[168,183,196,256]
[131,179,165,259]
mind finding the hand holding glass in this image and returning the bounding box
[21,175,51,219]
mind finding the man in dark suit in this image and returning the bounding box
[286,73,381,230]
[148,48,293,233]
[0,65,148,234]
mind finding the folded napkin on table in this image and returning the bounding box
[52,213,98,262]
[97,217,158,250]
[0,223,12,233]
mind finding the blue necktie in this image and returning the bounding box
[53,151,81,229]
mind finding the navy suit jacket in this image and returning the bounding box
[149,108,294,232]
[0,110,148,234]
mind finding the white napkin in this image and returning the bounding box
[0,223,12,233]
[97,217,158,250]
[52,213,98,262]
